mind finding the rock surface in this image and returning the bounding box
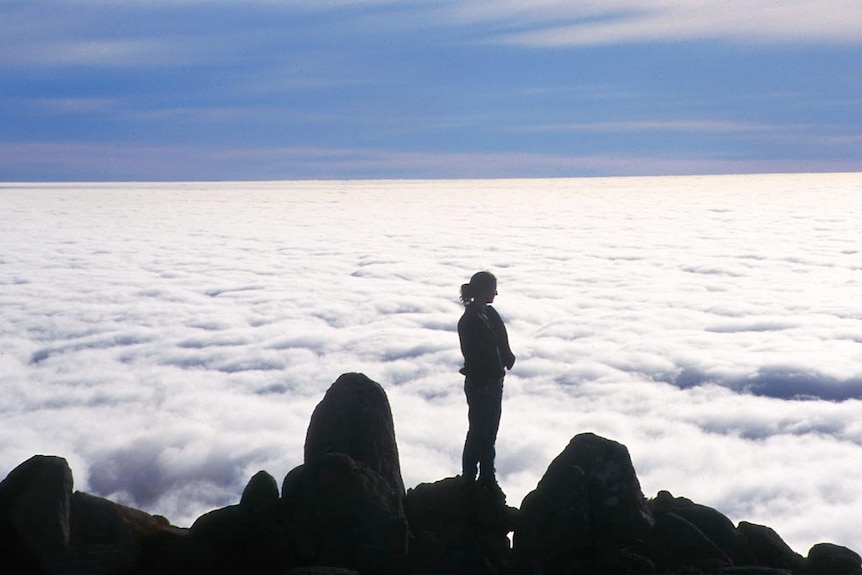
[404,476,518,575]
[514,432,654,573]
[305,372,405,496]
[1,372,860,575]
[281,452,408,574]
[0,455,73,571]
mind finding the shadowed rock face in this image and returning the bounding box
[514,432,654,573]
[240,470,279,511]
[0,455,73,569]
[737,521,804,572]
[651,490,753,567]
[304,372,405,496]
[404,476,518,575]
[801,543,862,575]
[281,453,408,574]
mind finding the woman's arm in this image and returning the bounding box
[486,306,515,370]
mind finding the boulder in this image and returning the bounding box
[0,455,73,569]
[115,505,188,574]
[650,490,752,565]
[187,503,288,574]
[240,469,279,512]
[404,476,518,575]
[182,470,286,573]
[514,433,653,572]
[650,512,732,572]
[799,542,862,575]
[281,453,407,574]
[68,491,142,573]
[305,373,405,496]
[736,521,802,571]
[515,463,591,572]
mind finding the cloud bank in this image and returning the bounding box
[2,174,862,554]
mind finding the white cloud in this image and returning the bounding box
[451,0,862,45]
[2,174,862,556]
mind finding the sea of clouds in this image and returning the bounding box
[2,174,862,553]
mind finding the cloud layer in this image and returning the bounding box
[2,174,862,554]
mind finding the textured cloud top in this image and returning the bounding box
[2,174,862,551]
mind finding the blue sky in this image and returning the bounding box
[2,1,861,181]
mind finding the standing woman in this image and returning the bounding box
[458,271,516,490]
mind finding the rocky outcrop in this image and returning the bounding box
[737,521,804,572]
[514,433,654,573]
[305,372,405,496]
[799,543,862,575]
[650,490,752,568]
[0,455,73,572]
[281,453,408,573]
[0,454,187,575]
[1,372,860,575]
[240,469,279,510]
[404,476,518,575]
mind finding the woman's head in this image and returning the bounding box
[460,271,497,305]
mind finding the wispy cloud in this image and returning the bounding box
[5,1,860,73]
[514,120,778,134]
[449,1,862,46]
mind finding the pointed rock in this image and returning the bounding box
[240,470,279,513]
[305,372,405,495]
[0,455,73,569]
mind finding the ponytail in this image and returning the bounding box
[459,282,475,304]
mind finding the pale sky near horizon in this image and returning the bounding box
[2,1,861,181]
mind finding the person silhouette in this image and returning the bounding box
[458,271,515,491]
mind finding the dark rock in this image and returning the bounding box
[650,512,732,572]
[187,503,288,574]
[284,568,361,575]
[650,490,752,565]
[404,476,517,575]
[718,568,792,575]
[240,469,279,512]
[799,542,862,575]
[515,463,590,573]
[651,489,696,513]
[305,372,405,496]
[115,504,188,574]
[588,548,656,574]
[0,455,73,569]
[68,491,142,573]
[514,433,653,572]
[0,512,48,574]
[281,452,407,574]
[736,521,802,571]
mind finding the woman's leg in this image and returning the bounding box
[462,378,490,481]
[479,380,504,482]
